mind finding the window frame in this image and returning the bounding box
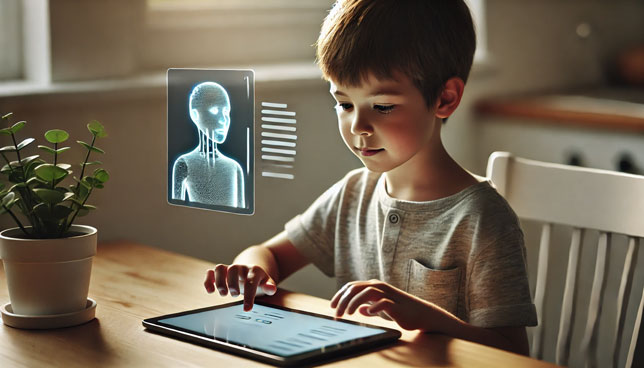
[0,0,23,81]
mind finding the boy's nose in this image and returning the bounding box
[350,114,373,136]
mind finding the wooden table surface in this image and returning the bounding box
[0,242,560,367]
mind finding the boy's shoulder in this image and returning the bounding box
[454,180,519,221]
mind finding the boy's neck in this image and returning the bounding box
[383,139,479,202]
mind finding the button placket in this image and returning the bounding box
[382,211,402,253]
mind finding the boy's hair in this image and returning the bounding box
[316,0,476,108]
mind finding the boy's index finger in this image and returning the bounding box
[242,271,265,311]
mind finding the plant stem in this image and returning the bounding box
[65,134,97,234]
[3,204,29,236]
[10,132,39,231]
[54,142,57,166]
[0,151,15,174]
[65,187,92,233]
[10,132,26,179]
[79,135,95,183]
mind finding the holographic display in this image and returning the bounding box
[167,69,254,215]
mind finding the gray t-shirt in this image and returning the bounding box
[285,168,537,328]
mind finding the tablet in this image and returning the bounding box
[143,300,402,366]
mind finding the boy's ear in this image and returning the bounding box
[434,77,465,119]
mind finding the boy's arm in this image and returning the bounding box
[332,280,530,356]
[204,230,310,311]
[231,230,310,284]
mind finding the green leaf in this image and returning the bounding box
[8,171,23,183]
[20,155,39,166]
[8,183,26,192]
[17,138,35,150]
[2,192,15,207]
[56,147,71,154]
[33,188,65,204]
[44,129,69,144]
[33,203,53,220]
[0,162,17,173]
[27,176,48,186]
[81,160,102,166]
[0,145,16,152]
[56,163,72,171]
[84,177,100,187]
[38,145,57,155]
[73,176,91,189]
[94,168,109,183]
[76,204,96,217]
[52,204,73,219]
[34,164,68,182]
[62,192,75,201]
[2,112,13,120]
[0,128,11,136]
[77,141,105,154]
[10,121,26,134]
[87,121,106,138]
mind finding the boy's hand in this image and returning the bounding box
[204,264,277,311]
[330,279,445,331]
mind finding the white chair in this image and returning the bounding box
[486,151,644,368]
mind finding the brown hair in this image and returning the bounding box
[316,0,476,108]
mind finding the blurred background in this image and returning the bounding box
[0,1,643,366]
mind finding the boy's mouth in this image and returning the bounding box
[356,147,384,157]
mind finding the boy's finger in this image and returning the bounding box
[346,287,385,315]
[213,264,228,296]
[227,265,246,297]
[335,285,364,317]
[366,298,395,316]
[204,269,216,293]
[260,279,277,296]
[330,283,352,308]
[243,271,264,311]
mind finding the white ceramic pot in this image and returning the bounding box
[0,225,97,316]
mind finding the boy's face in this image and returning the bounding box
[330,72,439,173]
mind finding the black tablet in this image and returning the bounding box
[142,300,401,366]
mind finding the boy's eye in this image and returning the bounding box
[335,103,353,111]
[373,104,395,114]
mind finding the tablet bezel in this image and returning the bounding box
[142,300,402,367]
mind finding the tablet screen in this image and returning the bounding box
[156,302,387,357]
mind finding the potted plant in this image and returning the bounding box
[0,112,108,328]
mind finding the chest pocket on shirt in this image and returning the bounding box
[406,259,461,314]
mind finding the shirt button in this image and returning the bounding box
[388,213,400,224]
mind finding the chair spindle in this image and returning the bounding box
[556,228,584,366]
[532,223,552,359]
[581,232,611,368]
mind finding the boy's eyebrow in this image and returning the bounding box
[331,88,403,97]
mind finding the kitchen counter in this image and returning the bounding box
[474,87,644,132]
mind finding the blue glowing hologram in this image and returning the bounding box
[172,82,245,208]
[167,69,254,215]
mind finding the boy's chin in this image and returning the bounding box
[358,160,389,173]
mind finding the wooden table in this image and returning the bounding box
[0,242,559,367]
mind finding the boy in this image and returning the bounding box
[203,0,537,355]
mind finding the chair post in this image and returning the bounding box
[556,228,584,366]
[626,290,644,368]
[581,232,611,368]
[613,237,639,368]
[532,223,552,359]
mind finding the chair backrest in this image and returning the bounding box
[487,151,644,368]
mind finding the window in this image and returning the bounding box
[143,0,487,70]
[0,0,22,80]
[142,0,333,70]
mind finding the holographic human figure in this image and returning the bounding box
[172,82,245,208]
